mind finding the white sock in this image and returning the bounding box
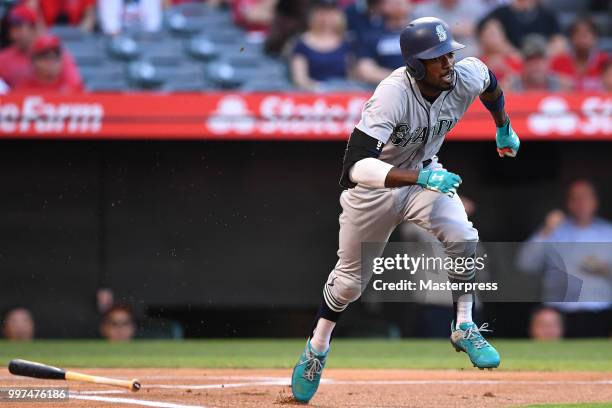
[456,294,473,328]
[310,318,335,354]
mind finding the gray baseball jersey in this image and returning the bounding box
[323,58,490,313]
[356,57,491,169]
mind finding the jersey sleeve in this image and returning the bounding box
[456,57,491,96]
[292,39,308,57]
[355,83,406,144]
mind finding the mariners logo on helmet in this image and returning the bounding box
[436,25,447,42]
[400,17,465,80]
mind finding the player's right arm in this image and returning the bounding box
[340,83,461,197]
[384,165,461,198]
[341,134,461,197]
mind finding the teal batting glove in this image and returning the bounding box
[417,169,462,198]
[496,118,520,157]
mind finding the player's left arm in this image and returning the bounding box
[479,69,520,158]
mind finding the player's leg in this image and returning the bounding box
[403,185,500,369]
[292,187,400,402]
[314,187,400,350]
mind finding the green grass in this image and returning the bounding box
[521,404,612,408]
[0,339,610,371]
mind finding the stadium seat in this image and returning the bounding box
[600,37,612,52]
[258,57,288,77]
[186,36,218,61]
[43,1,300,92]
[167,2,209,17]
[166,11,201,36]
[320,79,374,92]
[80,63,125,83]
[138,39,184,66]
[155,63,203,79]
[63,38,105,66]
[241,78,295,92]
[107,36,141,61]
[206,61,242,89]
[127,60,165,89]
[86,75,130,91]
[200,12,233,28]
[167,2,232,26]
[161,74,210,92]
[232,64,268,80]
[153,63,211,91]
[51,25,89,41]
[220,45,265,66]
[206,26,246,44]
[129,29,170,42]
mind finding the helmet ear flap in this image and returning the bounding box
[406,57,425,80]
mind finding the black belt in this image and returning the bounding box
[422,158,432,168]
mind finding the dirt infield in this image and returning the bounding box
[1,368,611,407]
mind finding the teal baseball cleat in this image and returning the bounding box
[450,321,500,369]
[291,340,328,403]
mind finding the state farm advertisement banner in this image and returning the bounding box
[0,92,610,140]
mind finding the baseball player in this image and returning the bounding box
[291,17,520,403]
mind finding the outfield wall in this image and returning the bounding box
[0,140,610,337]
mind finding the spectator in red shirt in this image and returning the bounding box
[477,18,522,88]
[14,34,83,93]
[510,34,569,92]
[0,5,40,87]
[231,0,276,34]
[603,61,612,93]
[551,17,609,92]
[34,0,97,32]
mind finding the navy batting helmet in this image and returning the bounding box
[400,17,465,80]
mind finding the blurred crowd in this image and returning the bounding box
[1,302,138,342]
[276,0,611,91]
[0,0,610,93]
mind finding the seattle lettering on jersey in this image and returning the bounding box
[390,118,457,147]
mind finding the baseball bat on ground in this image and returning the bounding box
[8,359,141,392]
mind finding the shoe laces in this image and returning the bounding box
[300,347,325,381]
[463,323,492,349]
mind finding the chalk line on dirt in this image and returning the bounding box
[327,379,612,385]
[70,394,209,408]
[149,380,291,390]
[74,390,127,395]
[145,377,612,391]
